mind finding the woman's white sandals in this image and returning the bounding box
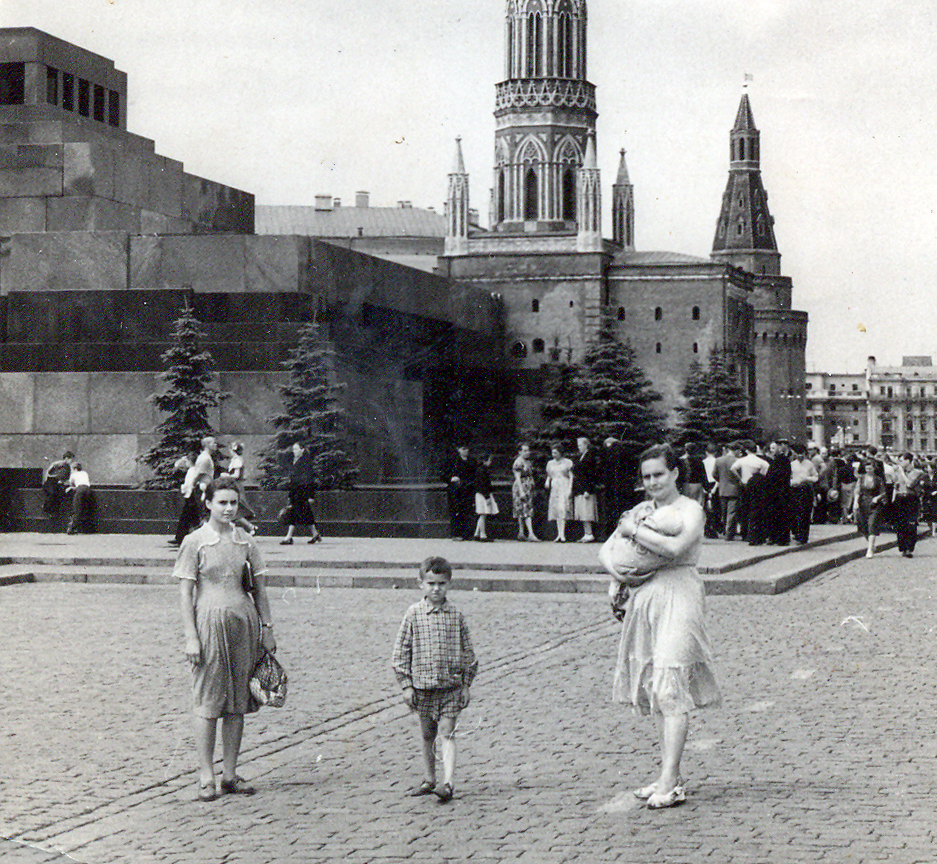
[633,776,683,800]
[646,785,686,809]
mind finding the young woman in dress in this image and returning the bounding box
[544,444,574,542]
[176,477,277,801]
[511,443,539,541]
[852,458,886,558]
[281,442,322,544]
[599,443,721,810]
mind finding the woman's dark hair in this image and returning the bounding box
[639,443,681,472]
[551,443,564,456]
[205,476,240,502]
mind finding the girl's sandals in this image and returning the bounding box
[408,779,436,797]
[198,779,217,802]
[633,776,684,800]
[646,785,685,809]
[433,782,454,803]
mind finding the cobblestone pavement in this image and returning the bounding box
[1,540,936,863]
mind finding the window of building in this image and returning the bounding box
[0,63,25,105]
[655,343,662,354]
[692,306,700,320]
[78,78,90,117]
[852,383,859,391]
[562,169,576,221]
[617,307,625,321]
[46,67,58,105]
[108,90,120,127]
[524,167,538,220]
[62,73,74,111]
[693,343,699,354]
[654,307,662,321]
[569,300,574,308]
[93,84,105,122]
[887,386,893,397]
[531,299,539,313]
[532,338,544,354]
[497,170,505,223]
[737,220,744,236]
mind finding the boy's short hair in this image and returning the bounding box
[420,556,452,581]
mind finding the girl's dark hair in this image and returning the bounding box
[551,443,564,456]
[205,476,240,502]
[639,443,681,472]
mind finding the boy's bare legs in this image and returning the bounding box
[438,716,457,786]
[419,716,438,784]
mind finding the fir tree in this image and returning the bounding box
[531,309,665,459]
[141,302,226,488]
[674,347,756,444]
[260,322,357,490]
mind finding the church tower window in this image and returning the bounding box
[497,170,506,223]
[692,306,700,320]
[562,169,576,221]
[654,307,663,321]
[532,299,539,313]
[525,168,538,220]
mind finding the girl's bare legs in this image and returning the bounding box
[283,525,295,542]
[194,716,217,785]
[866,535,875,557]
[221,714,244,782]
[525,516,538,540]
[517,518,525,540]
[556,517,566,541]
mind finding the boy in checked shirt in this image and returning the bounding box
[392,556,478,803]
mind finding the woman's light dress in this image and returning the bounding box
[545,457,573,521]
[612,497,722,716]
[174,523,266,718]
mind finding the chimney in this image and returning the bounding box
[398,200,412,209]
[333,198,341,208]
[355,191,370,208]
[314,194,333,211]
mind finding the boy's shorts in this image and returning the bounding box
[413,686,462,721]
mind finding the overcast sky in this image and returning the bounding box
[7,0,937,374]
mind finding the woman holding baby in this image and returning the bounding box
[598,443,722,810]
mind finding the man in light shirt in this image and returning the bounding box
[732,441,770,545]
[789,443,819,544]
[65,462,96,534]
[171,436,218,546]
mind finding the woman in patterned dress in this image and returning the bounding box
[512,443,539,541]
[176,477,277,801]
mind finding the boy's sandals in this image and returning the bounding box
[646,785,686,809]
[433,782,454,803]
[408,779,436,797]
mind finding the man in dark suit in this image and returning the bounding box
[447,442,476,541]
[765,438,793,545]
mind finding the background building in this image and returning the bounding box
[440,0,808,440]
[0,29,506,487]
[807,355,937,453]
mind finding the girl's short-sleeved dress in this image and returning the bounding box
[174,524,266,718]
[546,457,573,520]
[512,456,535,519]
[612,498,722,716]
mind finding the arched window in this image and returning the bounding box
[526,14,542,76]
[531,299,539,313]
[692,306,700,320]
[656,342,662,354]
[532,338,545,354]
[558,14,573,77]
[654,307,663,321]
[562,169,576,221]
[617,307,625,321]
[497,170,505,223]
[693,343,699,354]
[524,168,538,220]
[739,138,745,160]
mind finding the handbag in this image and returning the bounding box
[277,505,293,526]
[242,558,255,599]
[249,649,288,708]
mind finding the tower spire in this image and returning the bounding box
[445,137,470,256]
[612,148,634,250]
[711,93,780,276]
[577,132,601,251]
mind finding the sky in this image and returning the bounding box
[6,0,937,374]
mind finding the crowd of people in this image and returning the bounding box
[448,437,937,555]
[41,449,96,534]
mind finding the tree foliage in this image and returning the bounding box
[530,309,665,459]
[140,302,226,489]
[674,347,757,444]
[259,322,358,490]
